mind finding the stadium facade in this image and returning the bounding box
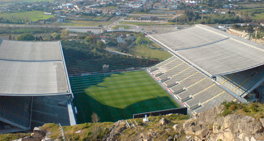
[0,40,76,134]
[147,24,264,115]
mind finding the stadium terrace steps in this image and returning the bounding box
[149,56,176,69]
[178,79,214,99]
[148,55,236,115]
[193,92,233,114]
[164,70,197,86]
[217,66,264,96]
[186,85,224,107]
[31,96,70,127]
[31,111,69,125]
[0,97,31,128]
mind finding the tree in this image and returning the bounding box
[16,33,35,41]
[91,113,100,141]
[97,41,106,50]
[85,36,97,44]
[61,30,69,38]
[106,41,117,46]
[51,32,58,39]
[55,34,60,40]
[136,37,143,45]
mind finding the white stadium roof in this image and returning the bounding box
[149,24,264,77]
[0,40,72,96]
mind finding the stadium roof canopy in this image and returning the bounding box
[0,40,72,96]
[149,24,264,77]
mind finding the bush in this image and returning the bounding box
[250,103,258,112]
[222,109,232,116]
[228,104,237,111]
[16,33,35,41]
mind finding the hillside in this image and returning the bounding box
[3,101,264,141]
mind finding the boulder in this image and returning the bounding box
[165,136,173,141]
[32,127,46,139]
[195,126,209,138]
[259,118,264,127]
[195,105,224,124]
[159,117,170,126]
[74,130,82,134]
[172,124,178,131]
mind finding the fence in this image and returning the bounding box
[133,107,187,118]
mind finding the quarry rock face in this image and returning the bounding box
[20,127,46,141]
[182,105,264,141]
[103,120,127,141]
[11,105,264,141]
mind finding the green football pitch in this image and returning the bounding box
[70,70,180,123]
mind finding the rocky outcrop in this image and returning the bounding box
[15,127,47,141]
[182,105,264,141]
[9,104,264,141]
[103,120,127,141]
[159,117,170,126]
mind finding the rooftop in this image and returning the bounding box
[149,24,264,77]
[0,40,72,96]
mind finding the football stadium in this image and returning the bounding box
[0,40,76,134]
[70,70,180,123]
[147,24,264,115]
[2,24,264,133]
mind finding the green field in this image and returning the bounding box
[0,11,54,22]
[111,25,130,30]
[70,70,179,123]
[0,0,53,6]
[59,20,111,26]
[119,21,175,26]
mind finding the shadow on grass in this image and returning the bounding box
[71,73,178,123]
[75,92,178,123]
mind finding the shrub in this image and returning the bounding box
[228,104,237,111]
[222,109,232,116]
[250,103,258,112]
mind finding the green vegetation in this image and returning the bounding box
[0,11,54,24]
[0,113,188,141]
[0,27,62,34]
[131,44,172,60]
[70,70,180,123]
[119,21,175,26]
[62,40,159,73]
[59,20,111,26]
[0,133,31,141]
[16,33,35,40]
[221,101,264,119]
[111,25,130,30]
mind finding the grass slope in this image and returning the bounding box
[70,70,179,123]
[0,11,54,22]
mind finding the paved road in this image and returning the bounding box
[0,24,100,29]
[103,16,142,32]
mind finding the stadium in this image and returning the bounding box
[147,24,264,115]
[0,40,76,133]
[2,24,264,133]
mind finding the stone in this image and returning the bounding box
[159,117,170,126]
[165,136,173,141]
[172,124,178,131]
[32,127,46,139]
[195,126,209,138]
[74,130,82,134]
[259,118,264,127]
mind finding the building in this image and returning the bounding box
[148,24,264,115]
[141,15,158,20]
[0,40,76,134]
